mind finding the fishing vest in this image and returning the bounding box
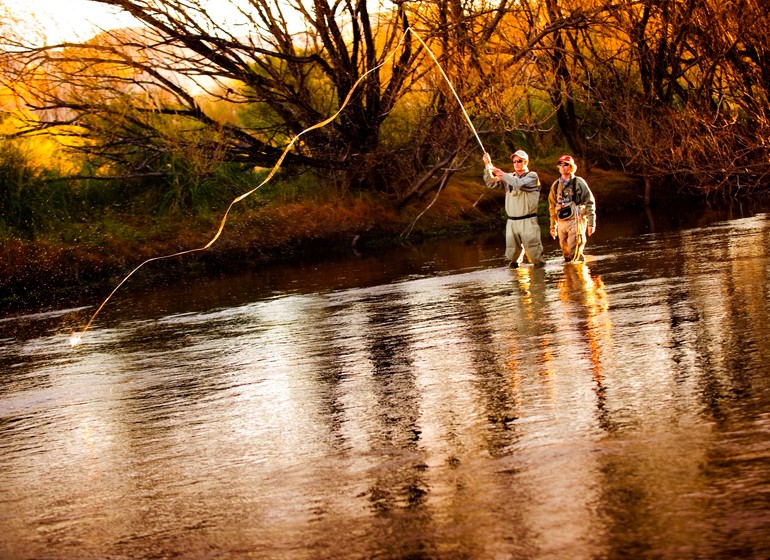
[551,177,588,220]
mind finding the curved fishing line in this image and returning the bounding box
[70,30,409,346]
[70,26,487,346]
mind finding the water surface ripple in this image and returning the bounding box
[2,211,770,559]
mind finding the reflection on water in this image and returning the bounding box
[2,207,770,559]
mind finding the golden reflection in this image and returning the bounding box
[508,267,557,400]
[556,263,614,429]
[512,266,547,326]
[539,332,557,391]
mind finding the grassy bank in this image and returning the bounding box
[0,166,646,313]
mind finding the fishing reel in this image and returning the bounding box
[483,152,496,176]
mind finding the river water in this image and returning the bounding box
[2,202,770,559]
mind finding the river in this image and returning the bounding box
[2,201,770,559]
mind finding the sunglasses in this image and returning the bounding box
[557,162,571,166]
[512,159,525,164]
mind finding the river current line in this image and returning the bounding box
[70,26,490,346]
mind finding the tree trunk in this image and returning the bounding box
[644,176,652,206]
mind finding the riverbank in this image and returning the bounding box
[0,167,649,313]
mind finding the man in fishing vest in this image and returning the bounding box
[548,155,596,262]
[482,150,545,268]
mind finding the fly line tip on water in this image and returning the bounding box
[68,26,487,347]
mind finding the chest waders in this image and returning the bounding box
[554,178,587,262]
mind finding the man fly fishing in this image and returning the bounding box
[483,151,546,269]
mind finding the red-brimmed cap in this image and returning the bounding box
[558,155,574,164]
